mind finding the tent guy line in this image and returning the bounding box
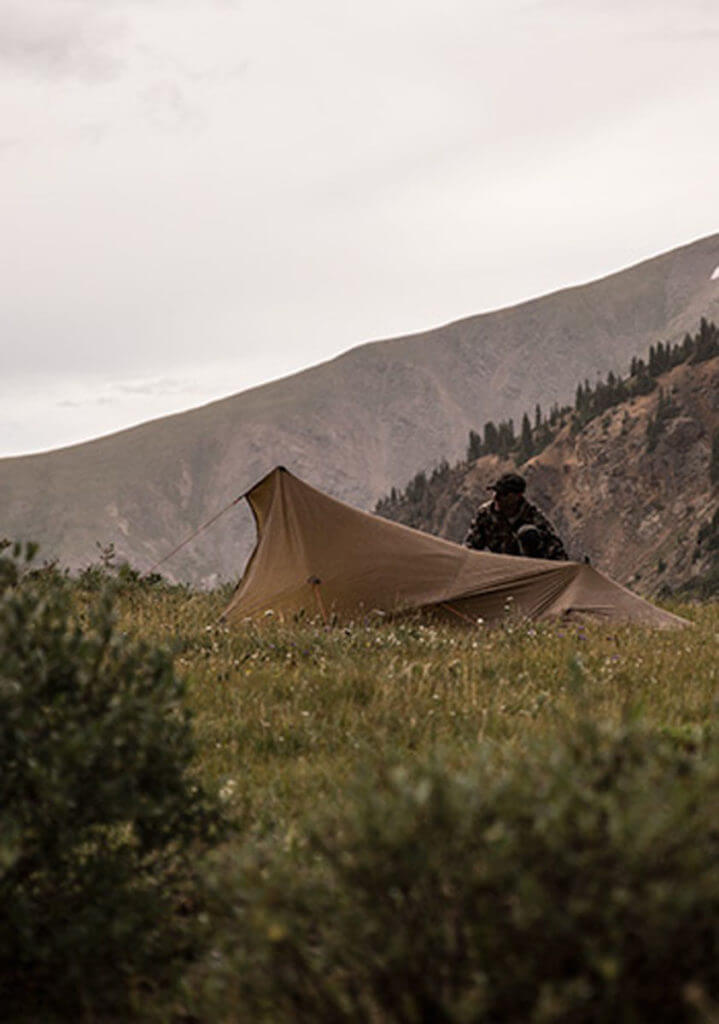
[145,493,244,578]
[144,464,301,578]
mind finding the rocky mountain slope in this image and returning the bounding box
[377,352,719,598]
[2,233,719,585]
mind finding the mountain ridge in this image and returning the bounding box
[2,232,719,585]
[7,230,719,465]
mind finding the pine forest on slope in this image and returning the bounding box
[376,320,719,598]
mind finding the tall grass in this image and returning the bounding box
[112,589,717,834]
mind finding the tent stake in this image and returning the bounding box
[440,602,478,626]
[308,576,329,626]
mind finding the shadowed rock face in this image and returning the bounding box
[2,233,719,586]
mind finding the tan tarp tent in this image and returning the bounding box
[221,466,688,629]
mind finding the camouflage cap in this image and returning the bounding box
[488,472,526,495]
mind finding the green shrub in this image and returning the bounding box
[682,511,719,597]
[76,540,165,592]
[197,713,719,1023]
[0,543,224,1019]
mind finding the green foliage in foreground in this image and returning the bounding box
[0,545,224,1019]
[194,715,719,1023]
[1,553,718,1021]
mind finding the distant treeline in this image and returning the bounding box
[468,317,719,465]
[374,318,719,517]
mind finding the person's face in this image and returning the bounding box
[494,490,523,516]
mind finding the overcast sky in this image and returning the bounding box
[2,0,718,457]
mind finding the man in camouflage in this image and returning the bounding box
[464,472,567,560]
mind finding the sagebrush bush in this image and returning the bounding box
[0,543,224,1019]
[196,712,719,1023]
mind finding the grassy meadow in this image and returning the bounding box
[142,587,719,1022]
[5,556,719,1022]
[119,587,718,832]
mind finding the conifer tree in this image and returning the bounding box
[497,419,515,458]
[483,421,499,454]
[518,413,534,463]
[648,344,657,376]
[467,430,483,462]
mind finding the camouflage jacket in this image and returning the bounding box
[464,498,568,560]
